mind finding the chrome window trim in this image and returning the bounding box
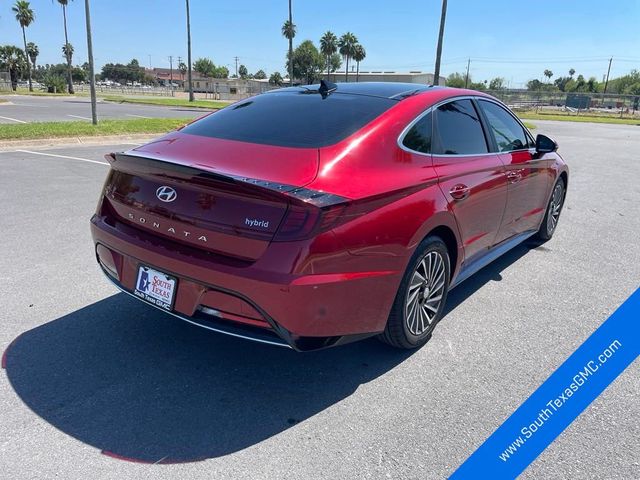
[397,94,535,157]
[397,95,491,157]
[476,97,536,153]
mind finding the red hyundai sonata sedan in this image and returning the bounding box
[91,82,568,351]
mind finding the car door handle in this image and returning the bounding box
[449,184,470,200]
[506,170,523,183]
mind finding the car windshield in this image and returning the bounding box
[180,90,398,148]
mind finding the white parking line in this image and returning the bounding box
[12,103,49,108]
[0,115,27,124]
[125,114,151,119]
[14,150,109,166]
[67,114,92,120]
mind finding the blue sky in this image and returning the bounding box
[1,0,638,87]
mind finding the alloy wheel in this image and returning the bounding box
[547,183,564,234]
[405,251,446,336]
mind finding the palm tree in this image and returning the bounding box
[62,43,74,71]
[12,0,35,92]
[178,61,187,83]
[338,32,357,82]
[569,68,575,78]
[55,0,75,94]
[0,45,27,91]
[186,0,194,101]
[26,41,38,69]
[544,69,553,83]
[319,31,337,80]
[433,0,447,85]
[352,44,366,82]
[281,17,296,83]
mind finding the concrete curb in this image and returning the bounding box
[0,134,158,151]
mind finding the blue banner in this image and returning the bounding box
[450,287,640,479]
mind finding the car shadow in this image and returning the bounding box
[4,294,413,464]
[4,240,542,464]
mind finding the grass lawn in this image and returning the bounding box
[0,118,192,141]
[10,88,81,97]
[103,95,229,109]
[522,122,536,130]
[517,112,640,126]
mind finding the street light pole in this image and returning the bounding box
[603,57,613,94]
[433,0,447,85]
[465,58,471,88]
[186,0,194,102]
[84,0,97,125]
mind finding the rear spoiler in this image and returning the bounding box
[106,152,348,208]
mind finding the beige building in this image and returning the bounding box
[327,71,445,85]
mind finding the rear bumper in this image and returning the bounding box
[90,214,402,351]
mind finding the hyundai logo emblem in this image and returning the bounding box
[156,186,177,202]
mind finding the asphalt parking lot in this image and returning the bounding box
[0,95,211,123]
[0,121,638,479]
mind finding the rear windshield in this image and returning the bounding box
[181,91,397,148]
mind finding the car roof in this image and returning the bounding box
[269,82,445,100]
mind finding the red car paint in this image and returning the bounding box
[90,84,568,350]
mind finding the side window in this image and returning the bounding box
[433,99,488,155]
[402,112,432,154]
[479,100,529,152]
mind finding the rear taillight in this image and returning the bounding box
[273,188,349,242]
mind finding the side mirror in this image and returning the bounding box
[535,134,558,154]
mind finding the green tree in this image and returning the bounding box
[253,69,267,80]
[12,0,35,92]
[328,52,341,74]
[282,1,295,84]
[269,71,283,86]
[194,57,215,77]
[338,32,358,82]
[445,72,466,88]
[569,68,575,78]
[26,41,38,69]
[287,40,324,84]
[626,82,640,96]
[489,77,505,90]
[212,65,229,78]
[469,80,487,91]
[0,45,27,90]
[319,31,338,79]
[56,0,75,93]
[178,61,187,81]
[62,43,73,67]
[607,70,640,94]
[352,44,366,82]
[238,64,248,79]
[543,69,553,83]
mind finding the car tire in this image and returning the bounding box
[378,236,451,349]
[535,177,566,242]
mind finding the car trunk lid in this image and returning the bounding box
[101,134,319,261]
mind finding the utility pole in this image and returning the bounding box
[168,55,174,95]
[186,0,194,102]
[288,0,293,85]
[84,0,97,125]
[148,54,152,69]
[433,0,447,85]
[464,58,471,88]
[603,57,613,94]
[234,56,239,78]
